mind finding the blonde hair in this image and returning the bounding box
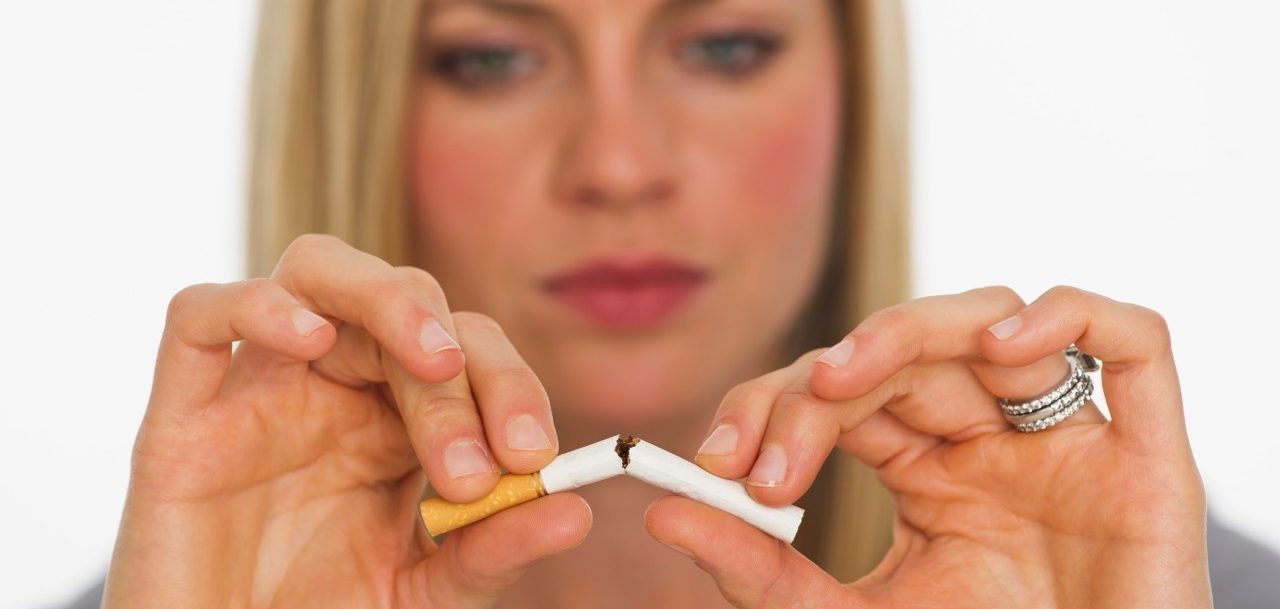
[247,0,910,581]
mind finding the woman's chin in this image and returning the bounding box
[548,380,711,436]
[527,336,729,435]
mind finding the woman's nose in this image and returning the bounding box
[552,76,678,211]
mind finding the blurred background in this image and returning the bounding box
[1,1,1276,607]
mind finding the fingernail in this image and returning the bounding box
[815,338,855,367]
[291,307,327,336]
[697,423,739,457]
[420,320,461,354]
[988,314,1023,341]
[443,440,495,479]
[747,443,787,487]
[505,414,552,451]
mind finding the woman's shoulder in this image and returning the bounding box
[43,514,1280,609]
[1208,512,1280,608]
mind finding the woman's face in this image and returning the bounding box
[408,0,842,432]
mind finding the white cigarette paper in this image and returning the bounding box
[622,438,805,543]
[420,434,805,542]
[539,435,626,493]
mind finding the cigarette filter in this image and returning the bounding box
[420,435,623,536]
[419,434,805,543]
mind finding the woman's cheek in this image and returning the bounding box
[703,79,841,332]
[706,89,839,258]
[756,84,839,214]
[406,115,522,303]
[410,133,491,237]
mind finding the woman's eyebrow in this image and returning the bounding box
[656,0,729,24]
[424,0,556,21]
[426,0,719,20]
[430,0,555,17]
[662,0,718,11]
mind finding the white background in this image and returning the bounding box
[1,1,1277,607]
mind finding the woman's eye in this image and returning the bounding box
[678,32,783,78]
[429,45,539,90]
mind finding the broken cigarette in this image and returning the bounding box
[419,434,804,543]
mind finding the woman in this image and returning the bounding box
[91,0,1258,607]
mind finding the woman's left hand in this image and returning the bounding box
[645,286,1212,608]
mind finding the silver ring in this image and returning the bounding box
[999,346,1099,433]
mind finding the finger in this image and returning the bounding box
[808,285,1027,402]
[743,379,842,505]
[869,361,1010,440]
[293,309,506,504]
[744,361,948,505]
[807,285,1102,444]
[969,351,1108,429]
[969,350,1068,400]
[269,233,465,384]
[453,312,559,473]
[388,353,501,503]
[308,322,387,388]
[408,493,592,609]
[270,235,499,501]
[150,279,337,413]
[301,303,511,502]
[694,354,817,479]
[644,496,856,609]
[835,408,938,470]
[980,285,1184,442]
[700,352,933,504]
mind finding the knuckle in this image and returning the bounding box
[274,233,345,278]
[235,277,278,308]
[865,304,911,334]
[392,266,447,304]
[1132,305,1172,347]
[859,306,913,348]
[452,311,502,334]
[165,283,213,324]
[371,274,436,313]
[724,379,778,410]
[288,232,344,257]
[1134,305,1170,333]
[773,390,825,419]
[368,276,405,305]
[491,363,539,384]
[1045,284,1087,304]
[416,395,476,421]
[751,540,793,608]
[394,265,442,291]
[453,543,517,593]
[981,285,1025,309]
[489,365,546,398]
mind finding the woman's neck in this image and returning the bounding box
[499,345,784,608]
[555,405,712,461]
[494,476,734,609]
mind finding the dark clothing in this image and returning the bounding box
[1207,515,1280,607]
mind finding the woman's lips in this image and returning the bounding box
[542,257,709,330]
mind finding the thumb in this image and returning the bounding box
[407,492,592,609]
[644,496,858,609]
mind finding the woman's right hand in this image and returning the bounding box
[102,234,590,609]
